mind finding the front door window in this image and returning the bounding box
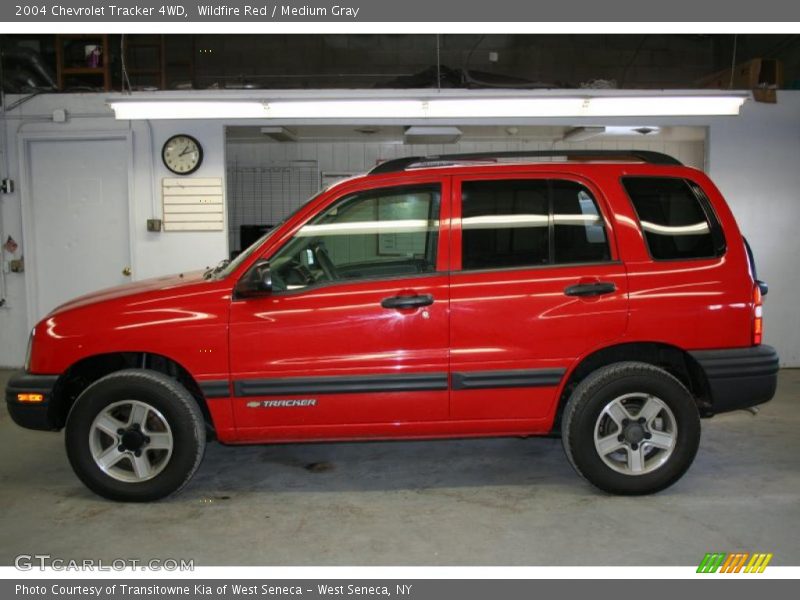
[268,184,441,292]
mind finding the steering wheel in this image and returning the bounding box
[311,243,338,281]
[278,259,315,288]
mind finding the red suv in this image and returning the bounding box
[6,150,778,501]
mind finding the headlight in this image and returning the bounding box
[24,329,33,372]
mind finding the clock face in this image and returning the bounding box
[162,134,203,175]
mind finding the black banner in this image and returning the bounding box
[3,0,800,22]
[5,579,799,600]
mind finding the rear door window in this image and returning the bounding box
[552,180,610,264]
[623,177,725,260]
[461,180,550,270]
[460,178,611,271]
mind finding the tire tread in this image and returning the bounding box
[65,369,206,502]
[561,361,698,495]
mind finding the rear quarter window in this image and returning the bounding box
[622,177,725,261]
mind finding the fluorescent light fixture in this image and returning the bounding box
[424,96,746,117]
[562,126,606,142]
[260,126,297,142]
[109,95,747,120]
[404,126,462,144]
[426,98,587,118]
[267,100,422,119]
[109,101,267,120]
[585,96,744,117]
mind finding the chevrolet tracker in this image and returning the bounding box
[5,150,779,501]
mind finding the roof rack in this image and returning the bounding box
[368,150,682,175]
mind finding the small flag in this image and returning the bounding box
[3,236,18,253]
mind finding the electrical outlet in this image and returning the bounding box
[9,258,24,273]
[0,178,14,194]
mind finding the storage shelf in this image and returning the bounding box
[56,34,111,91]
[124,34,166,90]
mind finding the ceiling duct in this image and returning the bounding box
[404,126,462,145]
[562,126,606,142]
[260,126,297,142]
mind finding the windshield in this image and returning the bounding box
[211,191,324,280]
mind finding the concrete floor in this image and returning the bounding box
[1,368,798,566]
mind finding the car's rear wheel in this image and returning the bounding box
[561,362,701,495]
[65,369,206,502]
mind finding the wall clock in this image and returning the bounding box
[162,134,203,175]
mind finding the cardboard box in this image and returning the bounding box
[699,58,784,90]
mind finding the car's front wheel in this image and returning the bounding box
[65,369,206,502]
[561,362,701,495]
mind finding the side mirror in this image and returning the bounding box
[235,260,272,298]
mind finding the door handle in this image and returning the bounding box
[564,282,616,297]
[122,266,132,277]
[381,294,434,309]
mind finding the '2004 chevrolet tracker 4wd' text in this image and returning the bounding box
[6,150,779,501]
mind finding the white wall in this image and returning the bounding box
[706,97,800,367]
[0,94,228,366]
[1,90,798,367]
[226,138,706,172]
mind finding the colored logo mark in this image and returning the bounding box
[697,552,773,573]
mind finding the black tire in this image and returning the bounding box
[561,362,700,495]
[65,369,206,502]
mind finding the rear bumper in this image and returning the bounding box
[690,345,779,415]
[4,371,60,431]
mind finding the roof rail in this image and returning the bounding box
[368,150,682,175]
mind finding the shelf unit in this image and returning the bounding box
[123,35,167,90]
[55,34,111,91]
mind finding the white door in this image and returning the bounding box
[23,135,131,321]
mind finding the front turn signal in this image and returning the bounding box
[17,393,44,403]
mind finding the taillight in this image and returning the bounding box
[753,284,763,345]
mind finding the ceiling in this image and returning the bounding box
[1,34,798,93]
[225,124,707,144]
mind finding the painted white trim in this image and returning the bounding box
[18,130,135,330]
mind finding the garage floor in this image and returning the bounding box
[1,369,798,566]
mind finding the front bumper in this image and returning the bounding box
[690,345,779,415]
[4,371,60,431]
